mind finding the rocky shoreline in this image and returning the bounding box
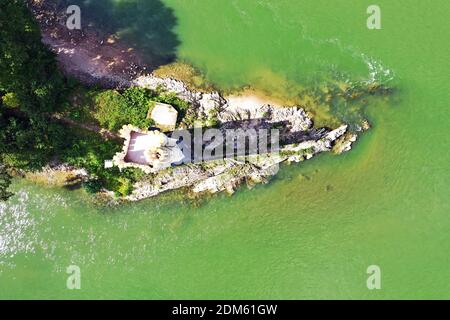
[28,1,363,201]
[18,164,89,188]
[124,75,356,201]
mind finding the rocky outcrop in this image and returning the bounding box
[127,126,348,201]
[134,75,201,104]
[134,74,226,126]
[125,109,350,201]
[332,132,358,154]
[119,73,358,200]
[24,164,89,187]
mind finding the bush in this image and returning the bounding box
[93,87,155,131]
[83,179,103,194]
[91,86,192,132]
[1,93,19,108]
[116,177,133,196]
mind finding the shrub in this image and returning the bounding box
[83,179,103,194]
[116,177,133,197]
[1,93,20,108]
[93,87,155,131]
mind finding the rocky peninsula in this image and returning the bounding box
[25,0,366,202]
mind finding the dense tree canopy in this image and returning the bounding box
[0,0,67,119]
[0,0,69,200]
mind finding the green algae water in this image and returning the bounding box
[1,0,449,299]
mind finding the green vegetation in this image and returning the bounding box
[0,163,13,201]
[93,87,155,131]
[0,0,69,199]
[62,85,192,133]
[0,0,68,120]
[83,178,103,194]
[0,1,188,200]
[0,114,67,170]
[90,86,191,132]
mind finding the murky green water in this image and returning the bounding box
[1,0,449,299]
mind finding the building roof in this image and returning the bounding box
[110,125,184,174]
[148,102,178,132]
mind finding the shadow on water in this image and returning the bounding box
[57,0,180,68]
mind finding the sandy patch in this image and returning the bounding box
[225,89,292,110]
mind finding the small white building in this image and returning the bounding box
[148,102,178,132]
[104,160,114,169]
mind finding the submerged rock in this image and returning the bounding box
[332,132,358,154]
